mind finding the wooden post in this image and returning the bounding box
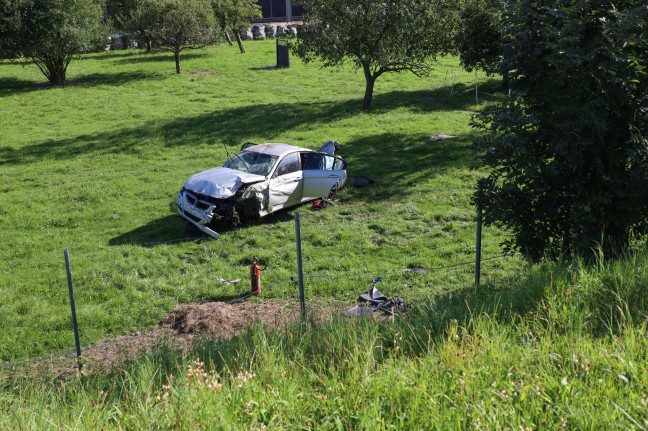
[295,212,305,317]
[64,248,82,371]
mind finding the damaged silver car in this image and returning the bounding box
[177,141,347,238]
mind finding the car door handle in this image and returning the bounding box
[328,174,339,178]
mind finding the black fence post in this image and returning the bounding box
[64,248,82,371]
[475,207,482,289]
[295,212,305,318]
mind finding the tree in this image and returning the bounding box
[473,0,648,261]
[1,0,107,85]
[454,0,503,75]
[293,0,457,108]
[0,0,25,59]
[151,0,217,73]
[106,0,162,51]
[212,0,261,54]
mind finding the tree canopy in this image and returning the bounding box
[106,0,162,51]
[211,0,261,53]
[293,0,456,107]
[1,0,106,85]
[473,0,648,261]
[151,0,217,73]
[454,0,503,75]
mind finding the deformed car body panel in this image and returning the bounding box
[183,167,266,199]
[177,142,347,238]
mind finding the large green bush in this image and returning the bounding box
[474,0,648,261]
[1,0,106,85]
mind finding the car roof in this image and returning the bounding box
[245,143,310,157]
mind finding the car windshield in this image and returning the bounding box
[224,151,278,177]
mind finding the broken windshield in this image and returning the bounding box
[224,151,278,177]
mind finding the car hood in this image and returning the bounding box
[183,167,266,199]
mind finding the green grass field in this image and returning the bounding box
[1,41,520,363]
[1,41,647,430]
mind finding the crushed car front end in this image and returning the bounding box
[177,188,225,238]
[176,166,268,238]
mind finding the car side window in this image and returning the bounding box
[333,157,346,170]
[274,153,301,177]
[323,155,335,170]
[302,153,324,170]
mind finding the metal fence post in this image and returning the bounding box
[475,207,482,289]
[295,212,305,317]
[64,248,82,371]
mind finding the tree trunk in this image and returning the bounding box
[47,59,66,86]
[174,50,181,74]
[362,64,375,108]
[48,69,65,86]
[224,30,233,46]
[234,29,246,54]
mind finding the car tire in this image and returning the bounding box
[327,183,339,200]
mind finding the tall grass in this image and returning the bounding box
[2,249,646,429]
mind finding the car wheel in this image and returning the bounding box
[327,183,338,200]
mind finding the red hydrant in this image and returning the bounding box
[250,258,261,296]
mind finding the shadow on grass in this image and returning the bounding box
[250,65,282,71]
[108,214,208,247]
[427,77,506,111]
[337,131,478,202]
[0,77,35,94]
[112,51,208,65]
[0,70,163,96]
[0,89,448,165]
[71,71,165,87]
[81,50,145,61]
[109,206,303,247]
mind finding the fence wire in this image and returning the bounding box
[0,277,295,370]
[1,252,512,370]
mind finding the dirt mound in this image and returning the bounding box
[6,300,352,378]
[160,300,300,338]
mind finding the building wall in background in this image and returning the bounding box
[257,0,304,20]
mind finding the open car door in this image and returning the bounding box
[317,140,341,156]
[301,152,346,199]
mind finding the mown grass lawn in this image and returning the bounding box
[0,41,522,363]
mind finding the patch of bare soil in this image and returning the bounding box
[9,300,345,377]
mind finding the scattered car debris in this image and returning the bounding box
[312,198,335,210]
[351,175,375,188]
[404,266,429,274]
[344,278,411,317]
[214,277,241,285]
[427,134,457,141]
[342,306,376,317]
[358,278,388,305]
[377,297,411,314]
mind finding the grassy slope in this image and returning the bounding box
[0,42,522,363]
[1,251,647,429]
[1,42,647,430]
